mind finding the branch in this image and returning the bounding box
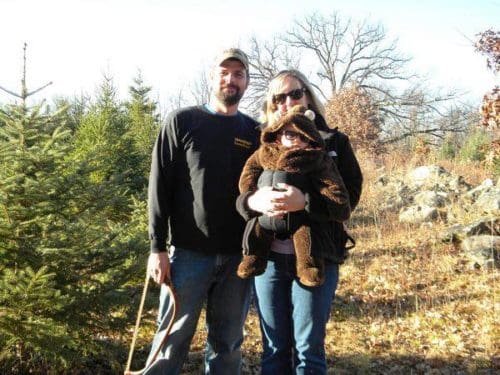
[26,82,53,97]
[0,86,23,99]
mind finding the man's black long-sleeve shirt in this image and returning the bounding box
[148,105,259,254]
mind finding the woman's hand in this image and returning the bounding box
[248,186,282,217]
[247,183,306,217]
[273,183,306,213]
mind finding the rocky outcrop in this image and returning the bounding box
[373,165,499,269]
[374,166,500,222]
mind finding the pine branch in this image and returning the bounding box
[0,43,52,102]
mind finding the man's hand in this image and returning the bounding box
[147,252,171,284]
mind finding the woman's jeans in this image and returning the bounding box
[254,252,339,375]
[144,247,251,375]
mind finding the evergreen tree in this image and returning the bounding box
[52,93,91,132]
[71,76,145,198]
[0,102,82,370]
[124,71,160,187]
[0,98,148,373]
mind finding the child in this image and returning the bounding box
[237,105,351,286]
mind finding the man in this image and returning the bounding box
[145,48,259,374]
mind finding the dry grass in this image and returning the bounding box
[126,154,499,374]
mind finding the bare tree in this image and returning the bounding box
[189,68,211,106]
[242,35,301,117]
[272,12,466,143]
[162,88,186,117]
[281,12,413,99]
[378,88,478,144]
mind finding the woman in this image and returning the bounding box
[237,70,363,374]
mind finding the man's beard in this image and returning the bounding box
[215,84,243,106]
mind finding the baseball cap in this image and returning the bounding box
[214,48,249,72]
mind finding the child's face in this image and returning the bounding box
[277,124,310,149]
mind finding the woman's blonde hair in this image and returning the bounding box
[262,70,325,125]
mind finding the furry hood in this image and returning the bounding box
[256,105,328,172]
[261,105,325,149]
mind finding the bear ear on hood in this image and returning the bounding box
[262,104,324,147]
[304,109,315,121]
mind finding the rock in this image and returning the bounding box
[406,165,449,187]
[463,217,500,236]
[447,175,472,193]
[376,174,389,186]
[375,166,496,240]
[399,205,439,224]
[414,191,448,208]
[461,235,500,269]
[440,224,466,243]
[474,188,500,214]
[439,217,500,243]
[465,178,494,200]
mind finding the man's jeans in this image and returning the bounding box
[254,252,339,375]
[144,247,251,375]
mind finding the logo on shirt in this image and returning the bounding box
[234,137,253,149]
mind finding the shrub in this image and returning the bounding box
[325,84,383,153]
[438,137,457,160]
[458,128,491,162]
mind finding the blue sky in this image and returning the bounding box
[0,0,498,106]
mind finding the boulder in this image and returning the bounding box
[406,165,449,188]
[414,190,448,208]
[474,188,500,214]
[399,205,439,224]
[465,179,494,201]
[447,175,472,193]
[461,235,500,269]
[440,217,500,242]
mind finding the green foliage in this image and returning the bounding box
[0,97,149,373]
[124,72,160,183]
[487,143,500,178]
[51,94,91,132]
[458,128,491,162]
[438,137,457,159]
[0,266,76,370]
[70,76,147,197]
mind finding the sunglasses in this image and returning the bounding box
[272,88,307,105]
[278,130,309,143]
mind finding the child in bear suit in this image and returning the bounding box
[237,105,351,286]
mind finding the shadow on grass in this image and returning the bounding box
[8,338,495,374]
[120,350,498,375]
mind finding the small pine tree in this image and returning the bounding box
[71,76,145,197]
[124,72,160,187]
[0,102,82,370]
[458,128,491,162]
[438,136,457,160]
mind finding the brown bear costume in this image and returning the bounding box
[237,105,351,286]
